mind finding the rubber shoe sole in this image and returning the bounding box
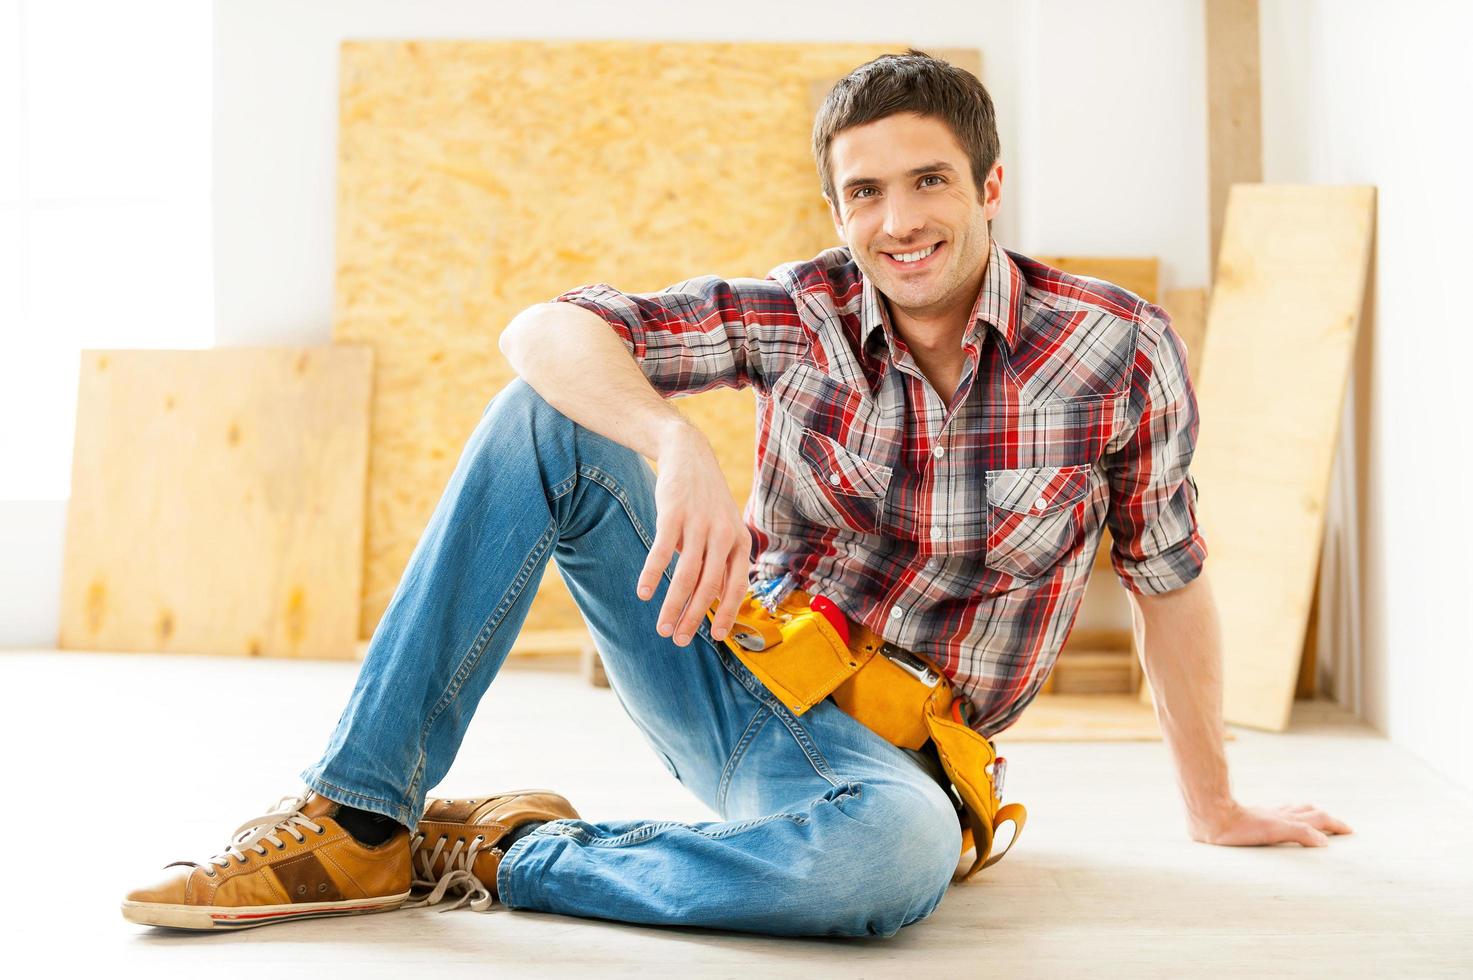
[121,890,410,931]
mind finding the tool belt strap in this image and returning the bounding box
[714,588,1027,882]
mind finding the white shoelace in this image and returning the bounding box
[402,831,498,913]
[164,791,325,877]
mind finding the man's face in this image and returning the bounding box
[824,112,1002,322]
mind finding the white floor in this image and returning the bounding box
[2,648,1469,978]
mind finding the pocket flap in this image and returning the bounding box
[985,463,1091,515]
[797,429,892,499]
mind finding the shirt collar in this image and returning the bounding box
[860,236,1022,356]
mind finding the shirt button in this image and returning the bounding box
[933,446,945,459]
[930,525,942,539]
[828,473,842,485]
[925,558,939,571]
[889,607,903,619]
[1033,496,1048,511]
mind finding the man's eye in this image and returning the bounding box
[853,187,876,199]
[921,174,945,187]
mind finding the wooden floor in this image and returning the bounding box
[3,649,1469,977]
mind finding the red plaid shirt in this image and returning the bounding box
[553,237,1207,736]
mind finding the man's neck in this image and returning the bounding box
[885,248,990,359]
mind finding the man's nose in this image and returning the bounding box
[882,193,926,242]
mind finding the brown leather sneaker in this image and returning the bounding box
[405,789,580,913]
[121,790,411,930]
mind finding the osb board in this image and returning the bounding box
[60,348,373,659]
[1185,185,1374,731]
[335,40,917,639]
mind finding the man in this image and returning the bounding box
[122,50,1351,938]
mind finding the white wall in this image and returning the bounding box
[1015,0,1209,288]
[1261,0,1473,791]
[0,0,211,645]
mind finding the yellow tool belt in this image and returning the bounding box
[710,587,1026,882]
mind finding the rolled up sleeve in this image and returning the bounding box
[550,273,805,398]
[1103,305,1209,595]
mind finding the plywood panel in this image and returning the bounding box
[1032,256,1160,305]
[334,41,910,638]
[60,348,373,659]
[1162,286,1209,382]
[1194,185,1374,730]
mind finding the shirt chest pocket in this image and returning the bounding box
[984,464,1093,580]
[785,426,894,535]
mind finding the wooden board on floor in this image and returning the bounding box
[59,348,374,659]
[1005,695,1162,741]
[1177,184,1375,731]
[1005,695,1238,742]
[334,40,913,640]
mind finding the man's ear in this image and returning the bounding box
[824,194,844,243]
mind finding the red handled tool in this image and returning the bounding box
[808,594,850,645]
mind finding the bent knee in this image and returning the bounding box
[818,783,962,936]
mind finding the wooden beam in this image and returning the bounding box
[1205,0,1263,278]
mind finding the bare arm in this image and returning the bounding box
[500,302,752,646]
[500,302,696,461]
[1130,568,1354,846]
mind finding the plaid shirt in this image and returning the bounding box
[552,237,1207,736]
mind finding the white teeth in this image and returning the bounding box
[890,243,938,263]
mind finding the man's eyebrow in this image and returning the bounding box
[840,161,958,192]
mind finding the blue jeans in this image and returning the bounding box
[299,379,962,937]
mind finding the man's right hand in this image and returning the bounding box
[636,421,751,647]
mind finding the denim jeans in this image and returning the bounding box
[299,378,963,937]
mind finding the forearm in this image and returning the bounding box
[500,302,699,461]
[1130,570,1234,827]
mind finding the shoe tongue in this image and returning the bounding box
[301,792,338,820]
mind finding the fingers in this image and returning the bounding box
[638,518,678,603]
[657,531,705,644]
[670,527,732,645]
[1290,821,1330,847]
[1301,809,1354,836]
[711,536,751,642]
[1283,804,1354,836]
[645,521,729,647]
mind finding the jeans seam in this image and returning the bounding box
[576,462,656,546]
[556,811,812,851]
[713,643,857,802]
[716,706,773,814]
[406,519,559,804]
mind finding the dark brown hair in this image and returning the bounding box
[812,48,1000,206]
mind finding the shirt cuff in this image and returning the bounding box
[1112,526,1209,596]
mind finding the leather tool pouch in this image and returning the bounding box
[714,587,1026,882]
[720,588,875,715]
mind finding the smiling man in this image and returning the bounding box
[124,49,1350,938]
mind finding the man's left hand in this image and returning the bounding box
[1189,802,1354,847]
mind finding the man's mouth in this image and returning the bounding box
[882,242,943,269]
